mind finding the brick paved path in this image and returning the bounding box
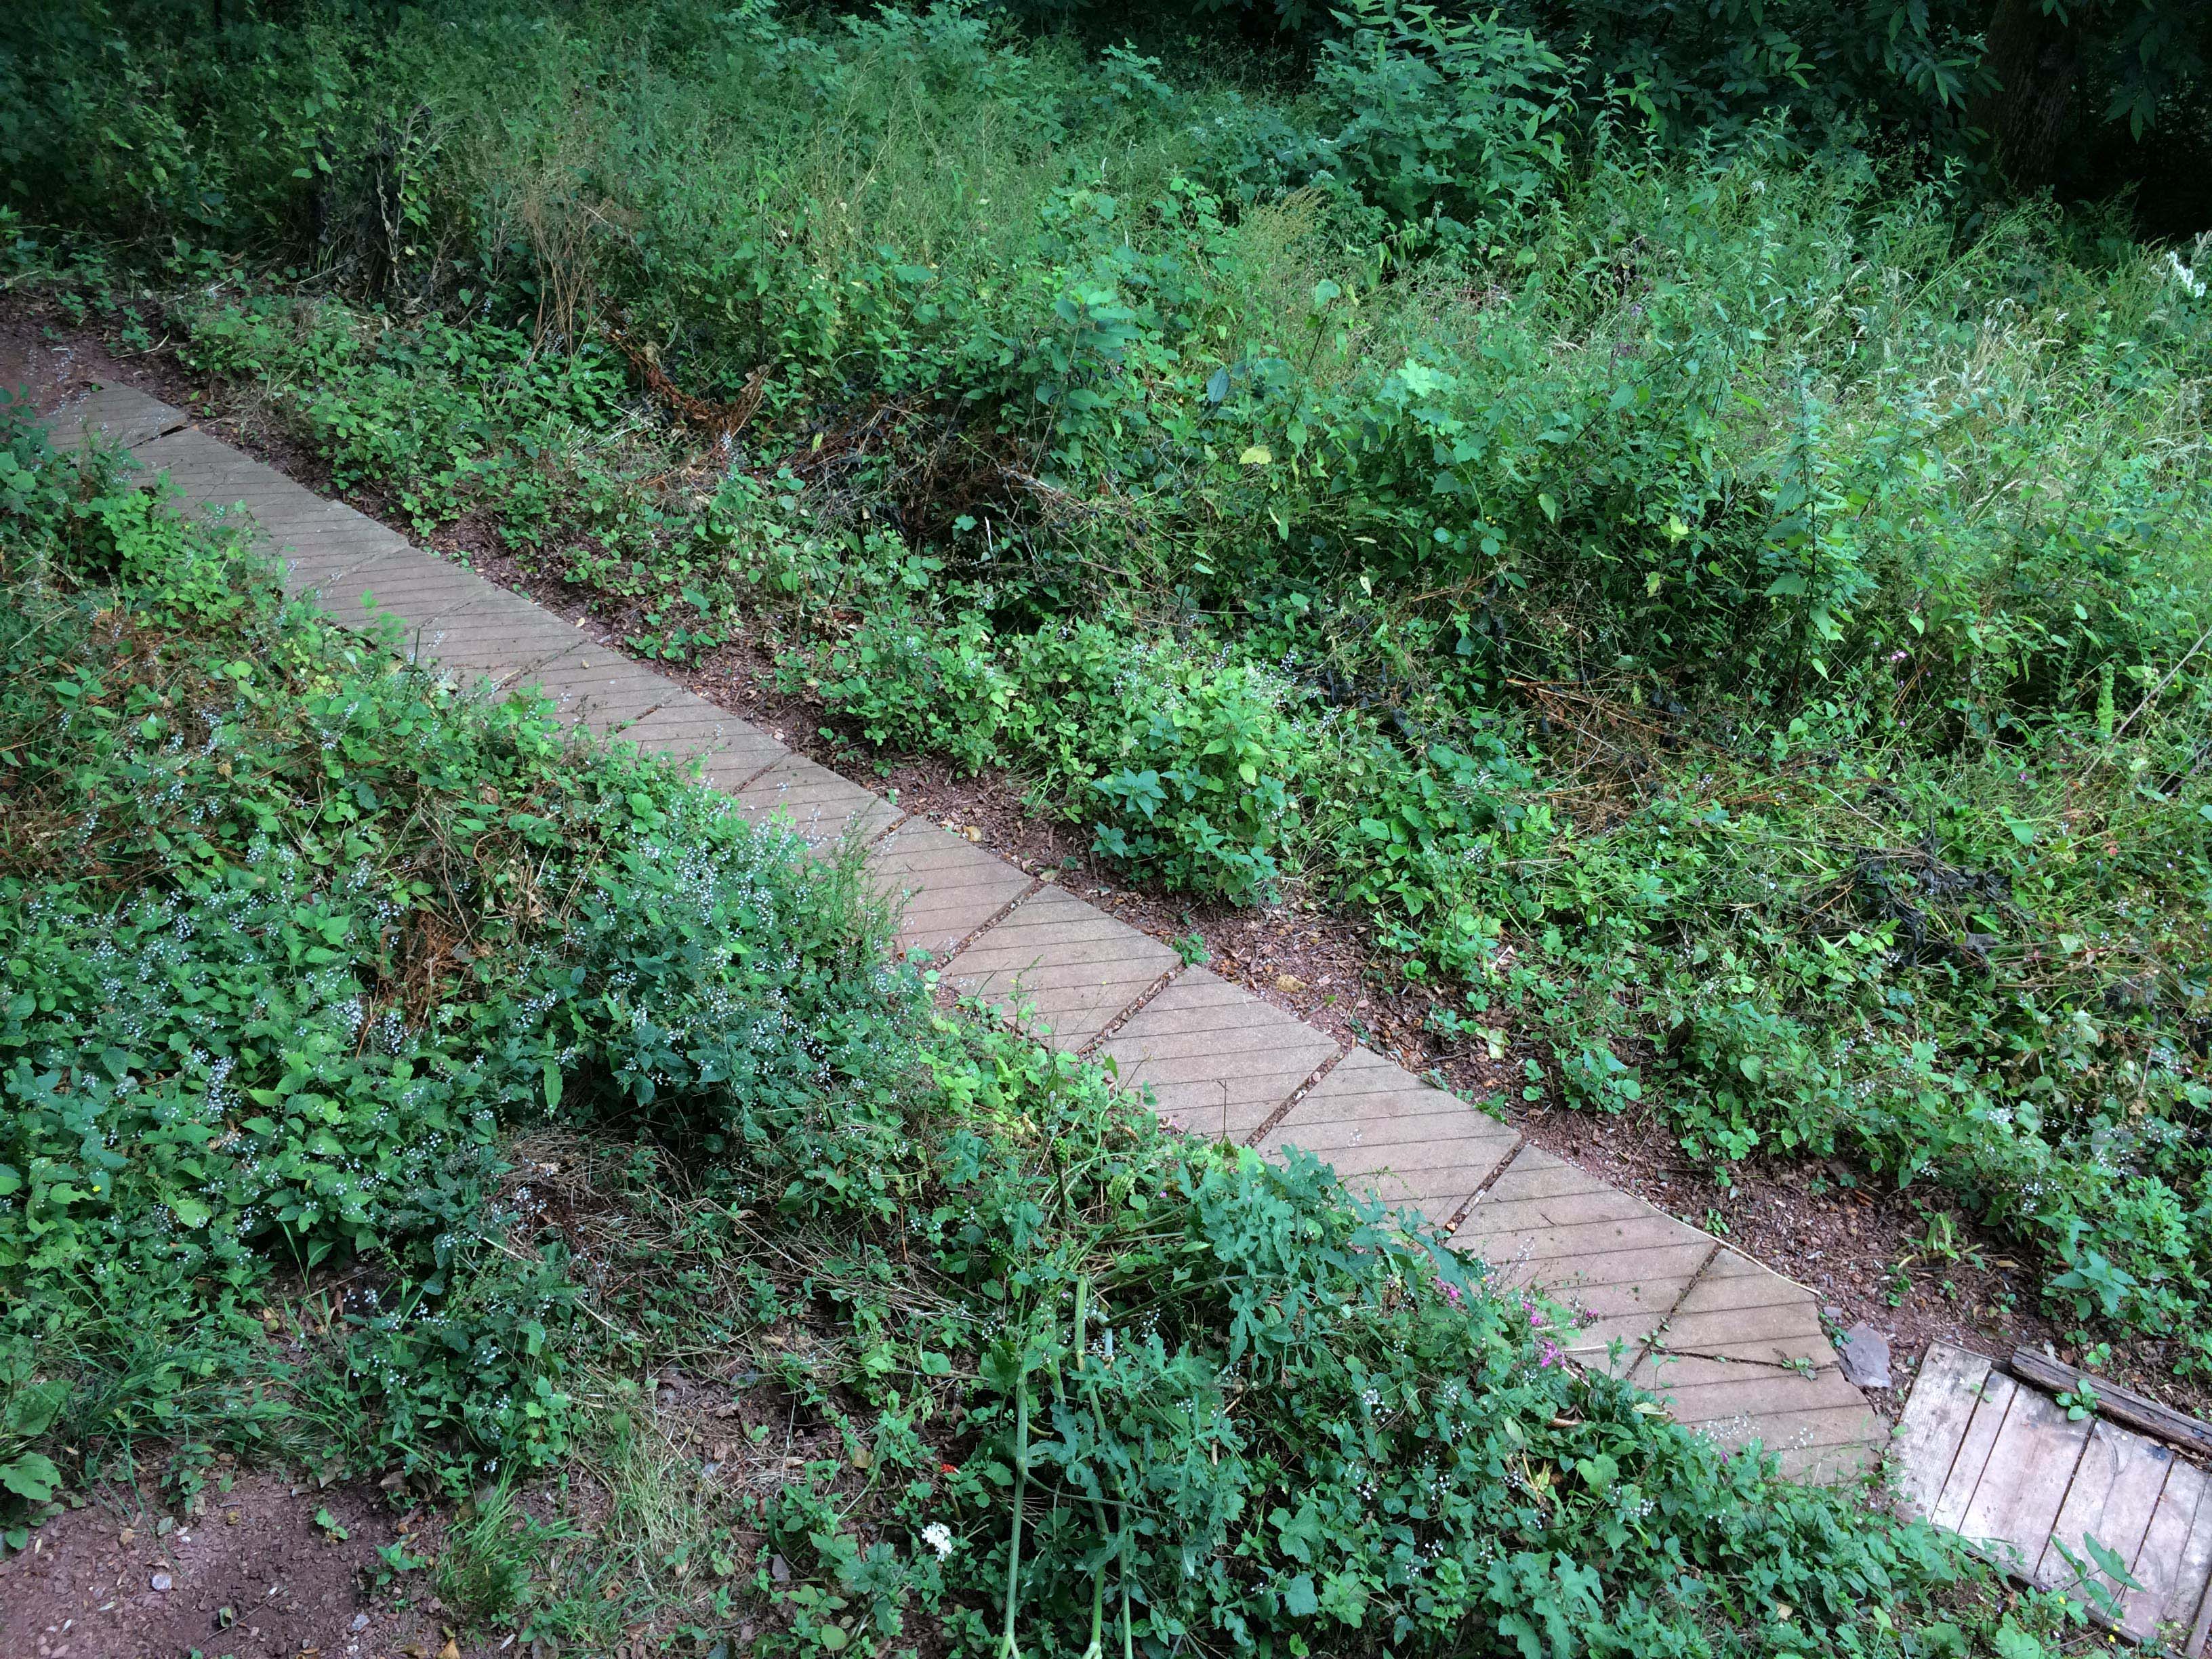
[43,382,1883,1483]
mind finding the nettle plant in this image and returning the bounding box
[665,1015,2009,1659]
[0,419,914,1494]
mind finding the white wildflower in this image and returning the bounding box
[2167,246,2208,299]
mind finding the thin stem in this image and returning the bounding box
[1000,1366,1029,1659]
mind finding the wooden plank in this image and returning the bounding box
[2036,1420,2171,1593]
[2171,1471,2212,1656]
[2120,1458,2205,1640]
[2010,1347,2212,1460]
[1931,1370,2018,1533]
[1890,1342,1994,1520]
[1957,1385,2091,1578]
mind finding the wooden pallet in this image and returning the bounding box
[1893,1343,2212,1647]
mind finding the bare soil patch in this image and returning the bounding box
[0,1474,478,1659]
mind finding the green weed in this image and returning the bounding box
[0,356,2088,1656]
[4,0,2207,1399]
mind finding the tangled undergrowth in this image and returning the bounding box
[9,0,2202,1378]
[0,407,2096,1656]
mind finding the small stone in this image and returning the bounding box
[1820,1305,1845,1326]
[352,1614,371,1632]
[1837,1323,1893,1389]
[770,1553,791,1583]
[149,1572,172,1592]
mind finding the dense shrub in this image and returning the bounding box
[708,1015,2018,1659]
[5,0,2208,1377]
[1,405,2073,1658]
[0,413,907,1496]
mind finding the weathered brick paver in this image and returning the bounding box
[1093,967,1338,1141]
[35,379,1896,1487]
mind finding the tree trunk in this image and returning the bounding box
[1974,0,2081,189]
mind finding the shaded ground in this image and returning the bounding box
[0,1474,472,1659]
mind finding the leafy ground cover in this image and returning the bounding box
[5,0,2209,1387]
[0,397,2081,1656]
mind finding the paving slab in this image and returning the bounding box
[868,821,1037,958]
[129,428,374,561]
[1761,1416,1887,1483]
[733,754,903,852]
[1628,1248,1884,1475]
[1258,1046,1519,1225]
[318,547,501,634]
[1452,1146,1714,1364]
[426,632,598,693]
[508,646,678,733]
[276,510,415,596]
[943,886,1180,1052]
[45,384,188,452]
[403,592,593,687]
[134,426,312,506]
[1635,1355,1872,1434]
[618,692,788,782]
[1092,968,1339,1141]
[1643,1246,1851,1369]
